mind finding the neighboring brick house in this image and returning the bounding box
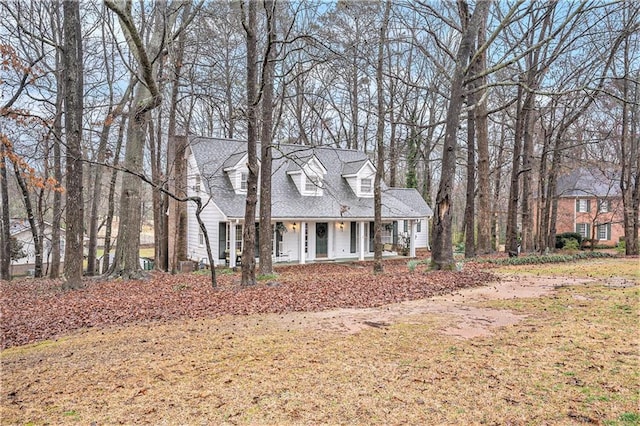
[555,168,624,247]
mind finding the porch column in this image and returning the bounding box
[299,221,306,264]
[409,219,416,258]
[229,222,236,267]
[359,221,365,261]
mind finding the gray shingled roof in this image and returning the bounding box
[556,168,621,198]
[189,137,432,220]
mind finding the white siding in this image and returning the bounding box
[186,153,228,265]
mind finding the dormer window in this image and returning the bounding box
[223,151,259,195]
[342,158,376,198]
[305,175,322,192]
[287,153,327,197]
[361,178,372,194]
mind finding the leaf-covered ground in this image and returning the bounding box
[1,259,495,349]
[1,258,637,425]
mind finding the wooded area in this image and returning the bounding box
[1,0,638,284]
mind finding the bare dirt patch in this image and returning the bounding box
[260,274,596,338]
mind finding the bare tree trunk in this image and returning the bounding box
[464,64,476,259]
[167,134,187,273]
[105,1,177,279]
[49,3,63,278]
[475,19,491,255]
[431,1,489,270]
[62,0,84,288]
[87,80,131,276]
[102,115,126,274]
[50,86,63,279]
[110,85,152,279]
[505,83,524,257]
[258,0,276,276]
[491,121,507,251]
[0,145,10,280]
[373,1,390,274]
[241,0,258,286]
[148,115,164,270]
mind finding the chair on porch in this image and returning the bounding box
[224,249,242,267]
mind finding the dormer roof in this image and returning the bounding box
[341,159,371,176]
[222,152,246,170]
[286,154,327,175]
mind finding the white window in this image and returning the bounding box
[576,199,590,213]
[305,176,321,192]
[240,172,248,191]
[598,200,610,213]
[361,178,372,194]
[235,224,243,251]
[193,174,201,193]
[576,223,590,238]
[417,220,422,233]
[597,223,611,240]
[198,231,204,246]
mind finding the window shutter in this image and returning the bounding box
[608,200,612,212]
[576,199,580,212]
[392,221,398,245]
[586,200,591,212]
[586,224,590,239]
[607,223,611,240]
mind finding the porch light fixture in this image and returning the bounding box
[292,222,297,232]
[339,221,344,231]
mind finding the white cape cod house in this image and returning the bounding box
[185,137,432,266]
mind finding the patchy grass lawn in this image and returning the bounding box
[1,258,638,424]
[494,256,640,280]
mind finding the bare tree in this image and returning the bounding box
[104,1,182,279]
[61,0,84,288]
[373,1,390,273]
[258,0,277,276]
[431,1,489,270]
[240,0,259,286]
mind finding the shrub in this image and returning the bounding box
[478,251,614,266]
[556,232,583,249]
[561,238,580,251]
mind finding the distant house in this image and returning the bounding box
[555,168,624,247]
[184,137,433,266]
[9,218,65,275]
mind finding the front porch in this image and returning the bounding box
[218,219,419,267]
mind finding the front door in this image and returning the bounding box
[316,222,328,258]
